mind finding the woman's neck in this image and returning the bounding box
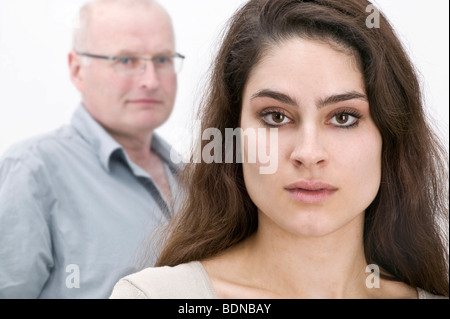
[244,218,368,298]
[203,211,417,299]
[204,212,377,298]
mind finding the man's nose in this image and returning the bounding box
[138,61,160,89]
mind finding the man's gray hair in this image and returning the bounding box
[72,0,159,52]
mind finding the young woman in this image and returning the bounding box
[110,0,448,299]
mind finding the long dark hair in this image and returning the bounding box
[155,0,449,296]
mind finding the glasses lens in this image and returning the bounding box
[152,55,184,74]
[114,57,142,75]
[112,54,184,76]
[174,55,184,74]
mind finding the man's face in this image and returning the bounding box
[71,3,178,137]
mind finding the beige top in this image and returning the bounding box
[109,261,447,299]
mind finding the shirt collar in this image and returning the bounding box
[71,104,122,172]
[71,104,179,174]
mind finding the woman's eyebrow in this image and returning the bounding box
[316,91,367,109]
[250,89,298,106]
[251,89,367,110]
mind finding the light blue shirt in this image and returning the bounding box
[0,105,181,298]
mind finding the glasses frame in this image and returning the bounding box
[76,51,185,75]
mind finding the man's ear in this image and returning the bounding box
[68,51,85,93]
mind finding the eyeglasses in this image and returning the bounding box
[76,52,185,76]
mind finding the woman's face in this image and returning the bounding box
[240,37,382,238]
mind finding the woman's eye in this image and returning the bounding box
[261,112,292,126]
[329,112,360,127]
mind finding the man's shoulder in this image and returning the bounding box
[1,125,80,161]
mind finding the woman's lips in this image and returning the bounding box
[284,180,337,204]
[285,188,336,204]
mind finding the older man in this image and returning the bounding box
[0,0,184,298]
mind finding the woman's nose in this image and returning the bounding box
[289,125,328,168]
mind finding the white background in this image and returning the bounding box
[0,0,448,157]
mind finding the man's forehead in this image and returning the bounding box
[89,2,157,24]
[88,0,156,12]
[87,4,172,39]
